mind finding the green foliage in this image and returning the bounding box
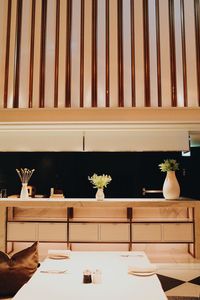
[88,173,112,189]
[158,159,179,172]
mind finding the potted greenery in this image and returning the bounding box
[88,173,112,201]
[158,159,180,199]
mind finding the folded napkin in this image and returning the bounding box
[128,263,157,275]
[47,250,71,259]
[39,260,69,274]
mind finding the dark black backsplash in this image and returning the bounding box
[0,149,199,199]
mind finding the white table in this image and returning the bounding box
[13,251,167,300]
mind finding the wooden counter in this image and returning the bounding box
[0,198,200,258]
[0,197,199,208]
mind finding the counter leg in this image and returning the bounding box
[0,207,6,252]
[194,205,200,259]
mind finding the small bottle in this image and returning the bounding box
[83,269,92,284]
[93,269,102,284]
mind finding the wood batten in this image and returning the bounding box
[13,0,23,108]
[28,0,36,108]
[105,0,110,107]
[155,0,162,107]
[180,0,187,107]
[0,0,200,109]
[4,0,12,108]
[80,0,85,107]
[168,0,177,107]
[194,0,200,106]
[91,0,97,107]
[39,0,47,108]
[117,0,124,107]
[143,0,150,107]
[65,0,72,107]
[54,0,60,108]
[130,0,135,107]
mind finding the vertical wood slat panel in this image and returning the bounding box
[84,0,92,107]
[168,0,177,107]
[45,0,56,107]
[92,0,97,107]
[54,0,60,107]
[123,0,132,107]
[130,0,135,107]
[105,0,110,107]
[0,0,200,109]
[184,0,198,106]
[19,0,32,108]
[29,0,36,108]
[117,0,124,107]
[65,0,72,107]
[0,0,8,108]
[134,0,144,106]
[4,0,12,108]
[174,0,183,107]
[155,0,162,107]
[13,0,23,108]
[148,0,158,107]
[39,0,47,108]
[71,0,81,107]
[180,0,187,107]
[80,0,85,107]
[97,0,106,107]
[194,0,200,106]
[143,0,150,107]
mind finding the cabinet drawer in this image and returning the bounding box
[7,222,37,241]
[69,224,98,241]
[132,224,162,241]
[163,223,193,242]
[38,223,67,241]
[100,224,129,241]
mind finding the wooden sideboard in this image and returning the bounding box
[0,198,199,257]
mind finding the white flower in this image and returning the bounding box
[88,173,112,189]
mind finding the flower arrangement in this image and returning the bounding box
[16,168,35,184]
[158,159,179,172]
[88,173,112,189]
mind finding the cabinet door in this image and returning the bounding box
[100,224,129,242]
[132,224,162,241]
[38,223,67,241]
[69,223,98,241]
[7,222,37,241]
[163,223,193,242]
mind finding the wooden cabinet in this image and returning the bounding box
[132,224,162,242]
[7,222,37,241]
[38,223,67,242]
[69,223,98,241]
[100,224,129,242]
[6,205,195,255]
[163,223,193,242]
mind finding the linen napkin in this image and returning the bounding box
[39,260,69,274]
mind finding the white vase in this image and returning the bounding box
[95,188,105,201]
[20,183,29,199]
[162,171,180,199]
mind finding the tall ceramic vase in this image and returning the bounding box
[95,188,105,201]
[162,171,180,199]
[20,183,29,199]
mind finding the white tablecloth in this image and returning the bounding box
[13,251,167,300]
